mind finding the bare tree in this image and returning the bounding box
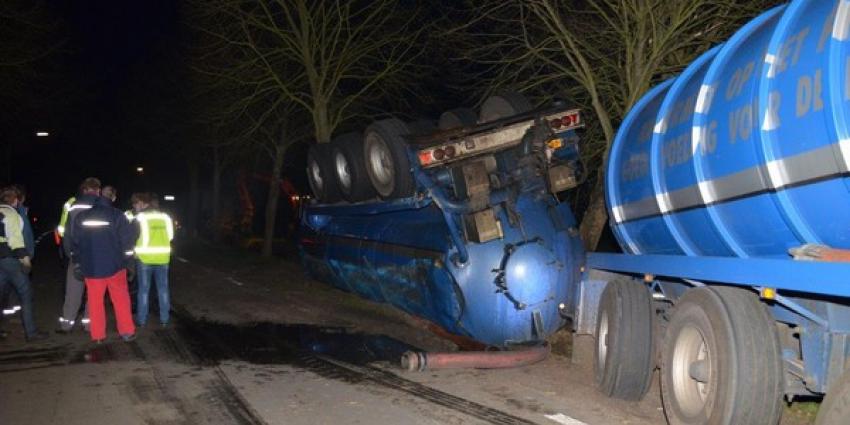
[239,100,310,258]
[185,0,432,250]
[0,1,66,179]
[448,0,778,249]
[0,1,63,104]
[189,0,429,144]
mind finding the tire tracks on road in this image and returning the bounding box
[137,327,270,425]
[302,355,538,425]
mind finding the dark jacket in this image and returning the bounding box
[70,196,135,278]
[62,194,98,258]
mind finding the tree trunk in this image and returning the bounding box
[578,176,608,251]
[313,98,332,144]
[211,145,223,242]
[187,158,201,237]
[261,144,286,258]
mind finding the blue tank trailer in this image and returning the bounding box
[300,0,850,422]
[584,0,850,423]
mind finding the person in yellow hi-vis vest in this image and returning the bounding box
[132,193,174,327]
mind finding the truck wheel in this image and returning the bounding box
[816,369,850,425]
[438,108,477,130]
[594,279,655,400]
[661,286,783,425]
[331,133,376,202]
[307,143,342,203]
[479,91,533,123]
[363,118,415,199]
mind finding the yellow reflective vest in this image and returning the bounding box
[57,197,76,237]
[0,204,26,258]
[134,210,174,265]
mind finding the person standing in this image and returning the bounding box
[0,186,48,342]
[11,185,34,260]
[133,193,174,327]
[125,193,144,313]
[55,180,100,333]
[0,185,35,337]
[69,178,136,343]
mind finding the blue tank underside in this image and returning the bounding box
[300,191,584,346]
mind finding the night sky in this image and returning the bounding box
[4,0,459,232]
[9,0,186,226]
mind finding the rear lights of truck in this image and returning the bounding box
[419,143,460,165]
[549,111,581,130]
[418,109,583,168]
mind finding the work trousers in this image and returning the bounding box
[59,262,88,331]
[84,269,135,341]
[0,258,37,337]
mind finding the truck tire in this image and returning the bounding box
[594,278,655,400]
[331,133,376,202]
[661,286,783,425]
[479,91,533,123]
[307,143,342,203]
[363,118,415,199]
[438,108,477,130]
[816,369,850,425]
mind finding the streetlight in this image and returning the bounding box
[36,131,49,137]
[136,166,144,174]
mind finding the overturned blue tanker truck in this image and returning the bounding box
[299,95,586,347]
[299,0,850,423]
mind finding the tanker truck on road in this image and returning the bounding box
[585,1,850,424]
[299,0,850,423]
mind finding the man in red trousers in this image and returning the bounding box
[69,178,136,343]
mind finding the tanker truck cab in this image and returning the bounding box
[300,94,586,348]
[580,1,850,424]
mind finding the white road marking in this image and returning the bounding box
[175,257,189,263]
[227,277,245,286]
[545,413,587,425]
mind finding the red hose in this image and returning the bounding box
[400,343,550,372]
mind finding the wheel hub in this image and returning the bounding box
[368,139,394,186]
[597,313,609,371]
[309,160,323,190]
[671,325,713,416]
[335,152,351,190]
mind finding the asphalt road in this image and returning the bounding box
[0,241,678,425]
